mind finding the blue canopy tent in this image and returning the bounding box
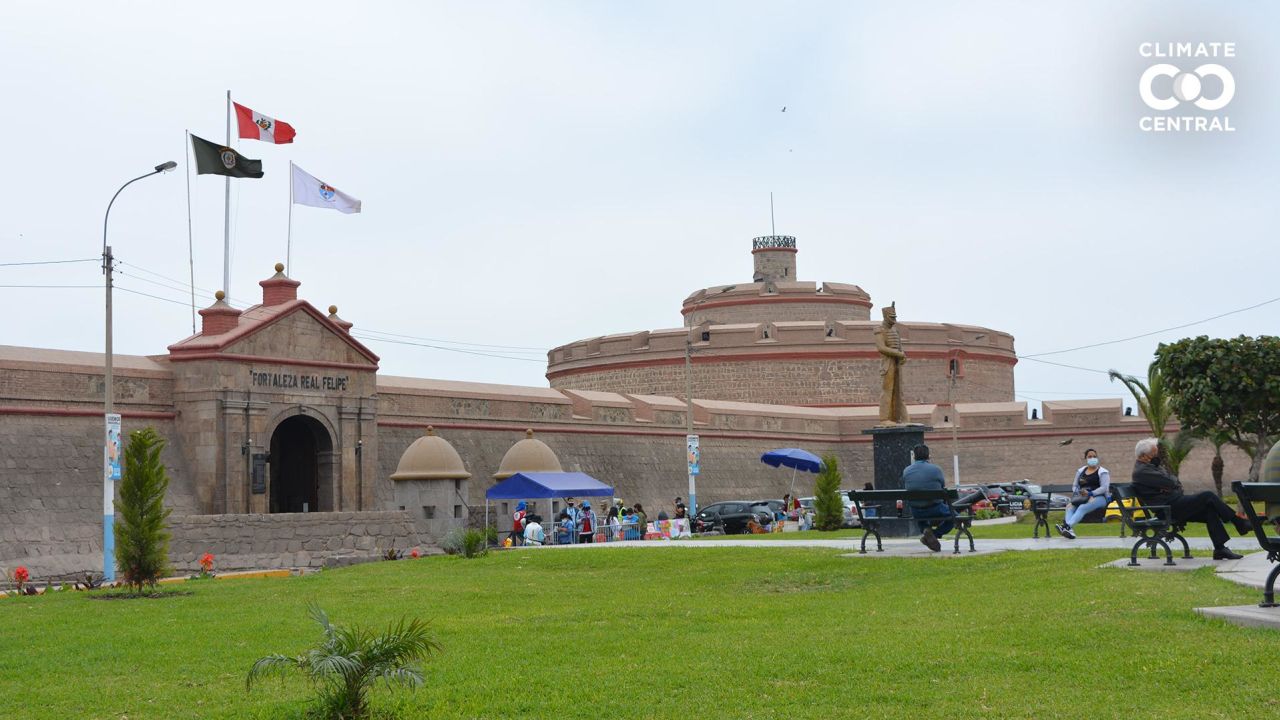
[760,448,825,498]
[485,472,614,541]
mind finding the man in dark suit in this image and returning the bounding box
[903,444,953,552]
[1130,437,1252,560]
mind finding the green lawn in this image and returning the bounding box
[1,546,1275,719]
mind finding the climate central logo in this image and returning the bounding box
[1138,42,1236,132]
[1139,64,1234,110]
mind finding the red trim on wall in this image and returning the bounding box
[0,406,176,419]
[547,349,1017,379]
[681,295,872,315]
[165,352,378,372]
[379,418,1159,445]
[923,426,1162,442]
[377,420,835,443]
[801,403,878,408]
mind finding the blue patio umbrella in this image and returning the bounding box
[760,448,825,497]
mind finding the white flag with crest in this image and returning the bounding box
[291,163,361,214]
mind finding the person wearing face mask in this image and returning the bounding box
[1131,437,1253,560]
[564,497,580,543]
[1056,449,1111,539]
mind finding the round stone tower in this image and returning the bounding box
[546,236,1017,407]
[752,235,798,283]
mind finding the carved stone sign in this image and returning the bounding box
[249,369,349,392]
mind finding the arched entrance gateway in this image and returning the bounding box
[269,414,336,513]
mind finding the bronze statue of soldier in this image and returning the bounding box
[875,302,908,425]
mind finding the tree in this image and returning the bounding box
[813,454,843,531]
[114,427,172,592]
[1156,335,1280,482]
[1199,428,1233,498]
[1109,360,1174,440]
[248,605,439,720]
[1109,361,1177,466]
[1165,430,1196,476]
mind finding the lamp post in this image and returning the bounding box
[102,161,177,581]
[947,333,985,487]
[685,338,696,517]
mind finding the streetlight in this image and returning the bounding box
[684,327,711,518]
[102,160,177,581]
[946,333,985,487]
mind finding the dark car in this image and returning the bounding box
[694,501,770,534]
[750,499,786,519]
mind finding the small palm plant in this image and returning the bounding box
[247,605,440,719]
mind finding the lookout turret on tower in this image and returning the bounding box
[752,235,797,283]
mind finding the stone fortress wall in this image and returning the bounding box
[0,239,1255,577]
[680,281,873,327]
[546,321,1016,406]
[547,236,1015,407]
[0,344,1254,576]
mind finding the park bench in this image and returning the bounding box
[1110,483,1193,566]
[847,489,983,555]
[1029,484,1128,539]
[1230,481,1280,608]
[1029,484,1074,538]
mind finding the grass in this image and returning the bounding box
[1,546,1277,719]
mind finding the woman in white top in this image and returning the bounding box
[1056,448,1110,540]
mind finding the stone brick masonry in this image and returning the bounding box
[168,511,431,573]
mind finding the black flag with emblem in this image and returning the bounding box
[190,134,264,178]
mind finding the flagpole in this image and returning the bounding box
[287,162,293,276]
[185,129,196,334]
[223,90,231,300]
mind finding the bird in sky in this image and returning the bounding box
[781,106,786,112]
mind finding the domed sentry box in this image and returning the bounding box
[390,426,471,538]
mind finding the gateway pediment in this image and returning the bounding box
[167,265,378,370]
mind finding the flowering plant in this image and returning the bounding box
[199,553,215,574]
[410,548,421,559]
[13,566,30,595]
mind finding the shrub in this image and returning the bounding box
[12,566,30,595]
[247,604,439,720]
[114,427,172,592]
[813,454,844,531]
[442,528,491,559]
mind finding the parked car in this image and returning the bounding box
[693,501,771,534]
[750,499,787,519]
[796,496,860,527]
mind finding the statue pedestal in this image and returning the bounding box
[861,425,933,537]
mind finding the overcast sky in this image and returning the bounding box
[2,1,1276,412]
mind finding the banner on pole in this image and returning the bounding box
[686,434,700,476]
[105,413,122,482]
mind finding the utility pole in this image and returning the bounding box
[685,338,697,517]
[102,161,177,582]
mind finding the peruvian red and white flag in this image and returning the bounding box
[233,101,296,144]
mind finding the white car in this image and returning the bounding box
[797,495,860,528]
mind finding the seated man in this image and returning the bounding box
[902,444,954,552]
[523,517,546,546]
[1131,437,1252,560]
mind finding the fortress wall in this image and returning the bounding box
[1,349,1254,576]
[548,356,1012,406]
[375,388,1254,523]
[0,413,197,576]
[548,321,1015,406]
[686,300,873,327]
